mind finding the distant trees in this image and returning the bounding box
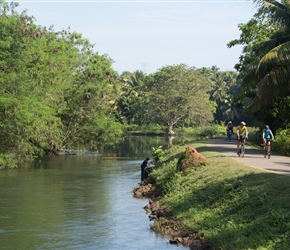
[197,66,242,123]
[117,65,244,133]
[118,70,149,126]
[117,65,216,135]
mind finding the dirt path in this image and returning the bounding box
[207,137,290,177]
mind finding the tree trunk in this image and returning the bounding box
[167,135,176,148]
[167,123,176,136]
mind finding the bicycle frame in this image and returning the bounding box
[227,129,233,141]
[264,139,271,159]
[238,137,246,157]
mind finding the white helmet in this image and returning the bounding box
[241,121,246,126]
[228,121,232,124]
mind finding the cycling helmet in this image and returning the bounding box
[228,121,232,124]
[241,121,246,126]
[264,125,269,129]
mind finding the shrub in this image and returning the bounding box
[197,123,225,138]
[272,128,290,156]
[152,146,164,163]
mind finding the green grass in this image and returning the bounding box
[127,123,227,138]
[149,141,290,250]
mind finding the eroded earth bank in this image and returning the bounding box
[132,147,212,250]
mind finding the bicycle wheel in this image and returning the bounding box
[268,145,271,159]
[264,145,267,158]
[227,131,232,141]
[241,144,245,158]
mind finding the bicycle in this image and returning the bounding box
[227,129,233,141]
[264,139,271,159]
[238,136,246,158]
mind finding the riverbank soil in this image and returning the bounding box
[133,147,212,250]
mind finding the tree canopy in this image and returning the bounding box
[144,64,216,134]
[4,0,283,168]
[0,1,122,168]
[228,0,290,130]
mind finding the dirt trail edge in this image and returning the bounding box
[207,137,290,177]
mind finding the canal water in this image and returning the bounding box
[0,136,188,250]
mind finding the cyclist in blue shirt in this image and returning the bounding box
[262,125,274,149]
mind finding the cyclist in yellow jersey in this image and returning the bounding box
[236,121,248,155]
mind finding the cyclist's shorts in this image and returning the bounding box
[237,135,246,141]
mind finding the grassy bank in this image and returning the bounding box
[149,140,290,250]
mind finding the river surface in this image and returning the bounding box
[0,136,188,250]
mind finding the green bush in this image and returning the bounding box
[196,123,226,138]
[152,146,164,163]
[272,128,290,156]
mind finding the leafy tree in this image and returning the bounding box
[0,2,66,163]
[0,1,122,168]
[228,0,290,130]
[145,64,215,134]
[60,35,122,149]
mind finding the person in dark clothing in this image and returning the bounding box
[140,157,150,182]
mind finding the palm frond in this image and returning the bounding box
[262,0,290,25]
[253,35,290,55]
[258,41,290,70]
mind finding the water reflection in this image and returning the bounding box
[0,136,189,250]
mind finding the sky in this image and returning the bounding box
[7,0,257,74]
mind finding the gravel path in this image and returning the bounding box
[207,137,290,177]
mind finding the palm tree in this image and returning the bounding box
[210,71,233,122]
[222,96,241,122]
[118,70,149,125]
[244,0,290,113]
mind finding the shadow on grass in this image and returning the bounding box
[151,141,290,249]
[165,170,290,249]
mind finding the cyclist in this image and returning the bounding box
[262,125,274,150]
[236,121,248,155]
[226,121,234,135]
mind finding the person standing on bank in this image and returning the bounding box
[140,157,150,182]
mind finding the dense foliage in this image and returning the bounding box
[228,0,290,132]
[145,64,216,134]
[2,0,290,168]
[118,66,247,132]
[0,1,122,168]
